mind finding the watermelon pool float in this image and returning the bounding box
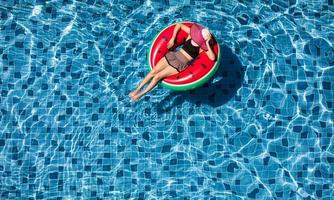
[147,21,221,91]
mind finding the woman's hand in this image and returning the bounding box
[205,33,215,61]
[205,33,212,49]
[206,32,212,42]
[167,39,174,49]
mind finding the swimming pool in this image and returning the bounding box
[0,0,333,199]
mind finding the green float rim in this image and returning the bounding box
[146,21,221,91]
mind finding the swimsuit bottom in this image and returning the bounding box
[164,51,191,72]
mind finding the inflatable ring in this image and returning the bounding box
[147,21,221,91]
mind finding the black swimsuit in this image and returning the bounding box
[181,38,200,59]
[164,38,200,73]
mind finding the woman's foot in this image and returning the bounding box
[128,90,139,98]
[131,94,142,102]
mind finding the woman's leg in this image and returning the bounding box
[129,57,169,97]
[132,66,179,101]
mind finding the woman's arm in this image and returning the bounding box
[170,24,181,41]
[205,39,216,61]
[170,23,190,41]
[168,23,190,49]
[167,24,180,49]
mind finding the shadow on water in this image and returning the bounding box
[157,44,245,112]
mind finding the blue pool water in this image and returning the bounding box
[1,0,334,199]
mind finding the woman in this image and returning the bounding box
[129,22,216,102]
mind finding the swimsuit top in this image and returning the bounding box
[181,38,200,59]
